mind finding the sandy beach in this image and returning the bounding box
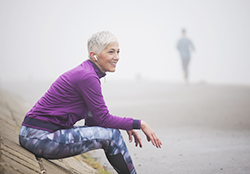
[1,80,250,174]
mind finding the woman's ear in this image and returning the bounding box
[89,52,97,62]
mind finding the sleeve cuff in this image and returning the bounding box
[132,119,141,129]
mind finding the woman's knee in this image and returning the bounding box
[109,129,123,141]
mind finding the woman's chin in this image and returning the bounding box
[108,68,116,72]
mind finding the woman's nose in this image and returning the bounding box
[113,54,119,60]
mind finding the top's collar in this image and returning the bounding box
[88,59,106,78]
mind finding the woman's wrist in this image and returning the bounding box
[140,120,146,130]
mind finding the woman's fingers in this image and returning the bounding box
[141,120,162,148]
[149,133,162,148]
[127,130,143,148]
[126,130,133,143]
[133,131,142,148]
[135,138,139,147]
[128,121,163,149]
[154,135,162,148]
[147,135,151,142]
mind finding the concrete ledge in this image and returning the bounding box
[0,90,98,174]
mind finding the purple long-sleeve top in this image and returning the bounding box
[22,60,141,132]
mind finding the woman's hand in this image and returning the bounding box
[141,120,162,148]
[126,130,142,148]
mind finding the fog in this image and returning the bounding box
[1,2,250,173]
[1,0,250,85]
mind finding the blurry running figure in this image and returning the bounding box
[177,29,195,82]
[19,31,162,174]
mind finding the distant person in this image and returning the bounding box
[177,29,195,82]
[19,31,162,174]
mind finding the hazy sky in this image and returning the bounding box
[1,0,250,85]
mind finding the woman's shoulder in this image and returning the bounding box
[63,60,97,78]
[63,61,99,87]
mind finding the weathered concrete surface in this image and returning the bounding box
[0,90,98,174]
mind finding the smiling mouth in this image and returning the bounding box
[110,62,117,67]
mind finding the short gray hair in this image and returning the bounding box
[87,31,118,57]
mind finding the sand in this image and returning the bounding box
[1,80,250,174]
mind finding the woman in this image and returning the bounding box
[19,31,162,174]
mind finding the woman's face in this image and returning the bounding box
[97,42,120,73]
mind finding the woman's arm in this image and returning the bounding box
[78,74,139,130]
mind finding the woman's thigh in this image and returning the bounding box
[19,126,126,159]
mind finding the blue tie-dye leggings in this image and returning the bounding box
[19,125,136,174]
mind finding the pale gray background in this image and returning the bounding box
[1,0,250,85]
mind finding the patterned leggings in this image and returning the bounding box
[19,126,136,174]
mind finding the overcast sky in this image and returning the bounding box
[1,0,250,85]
